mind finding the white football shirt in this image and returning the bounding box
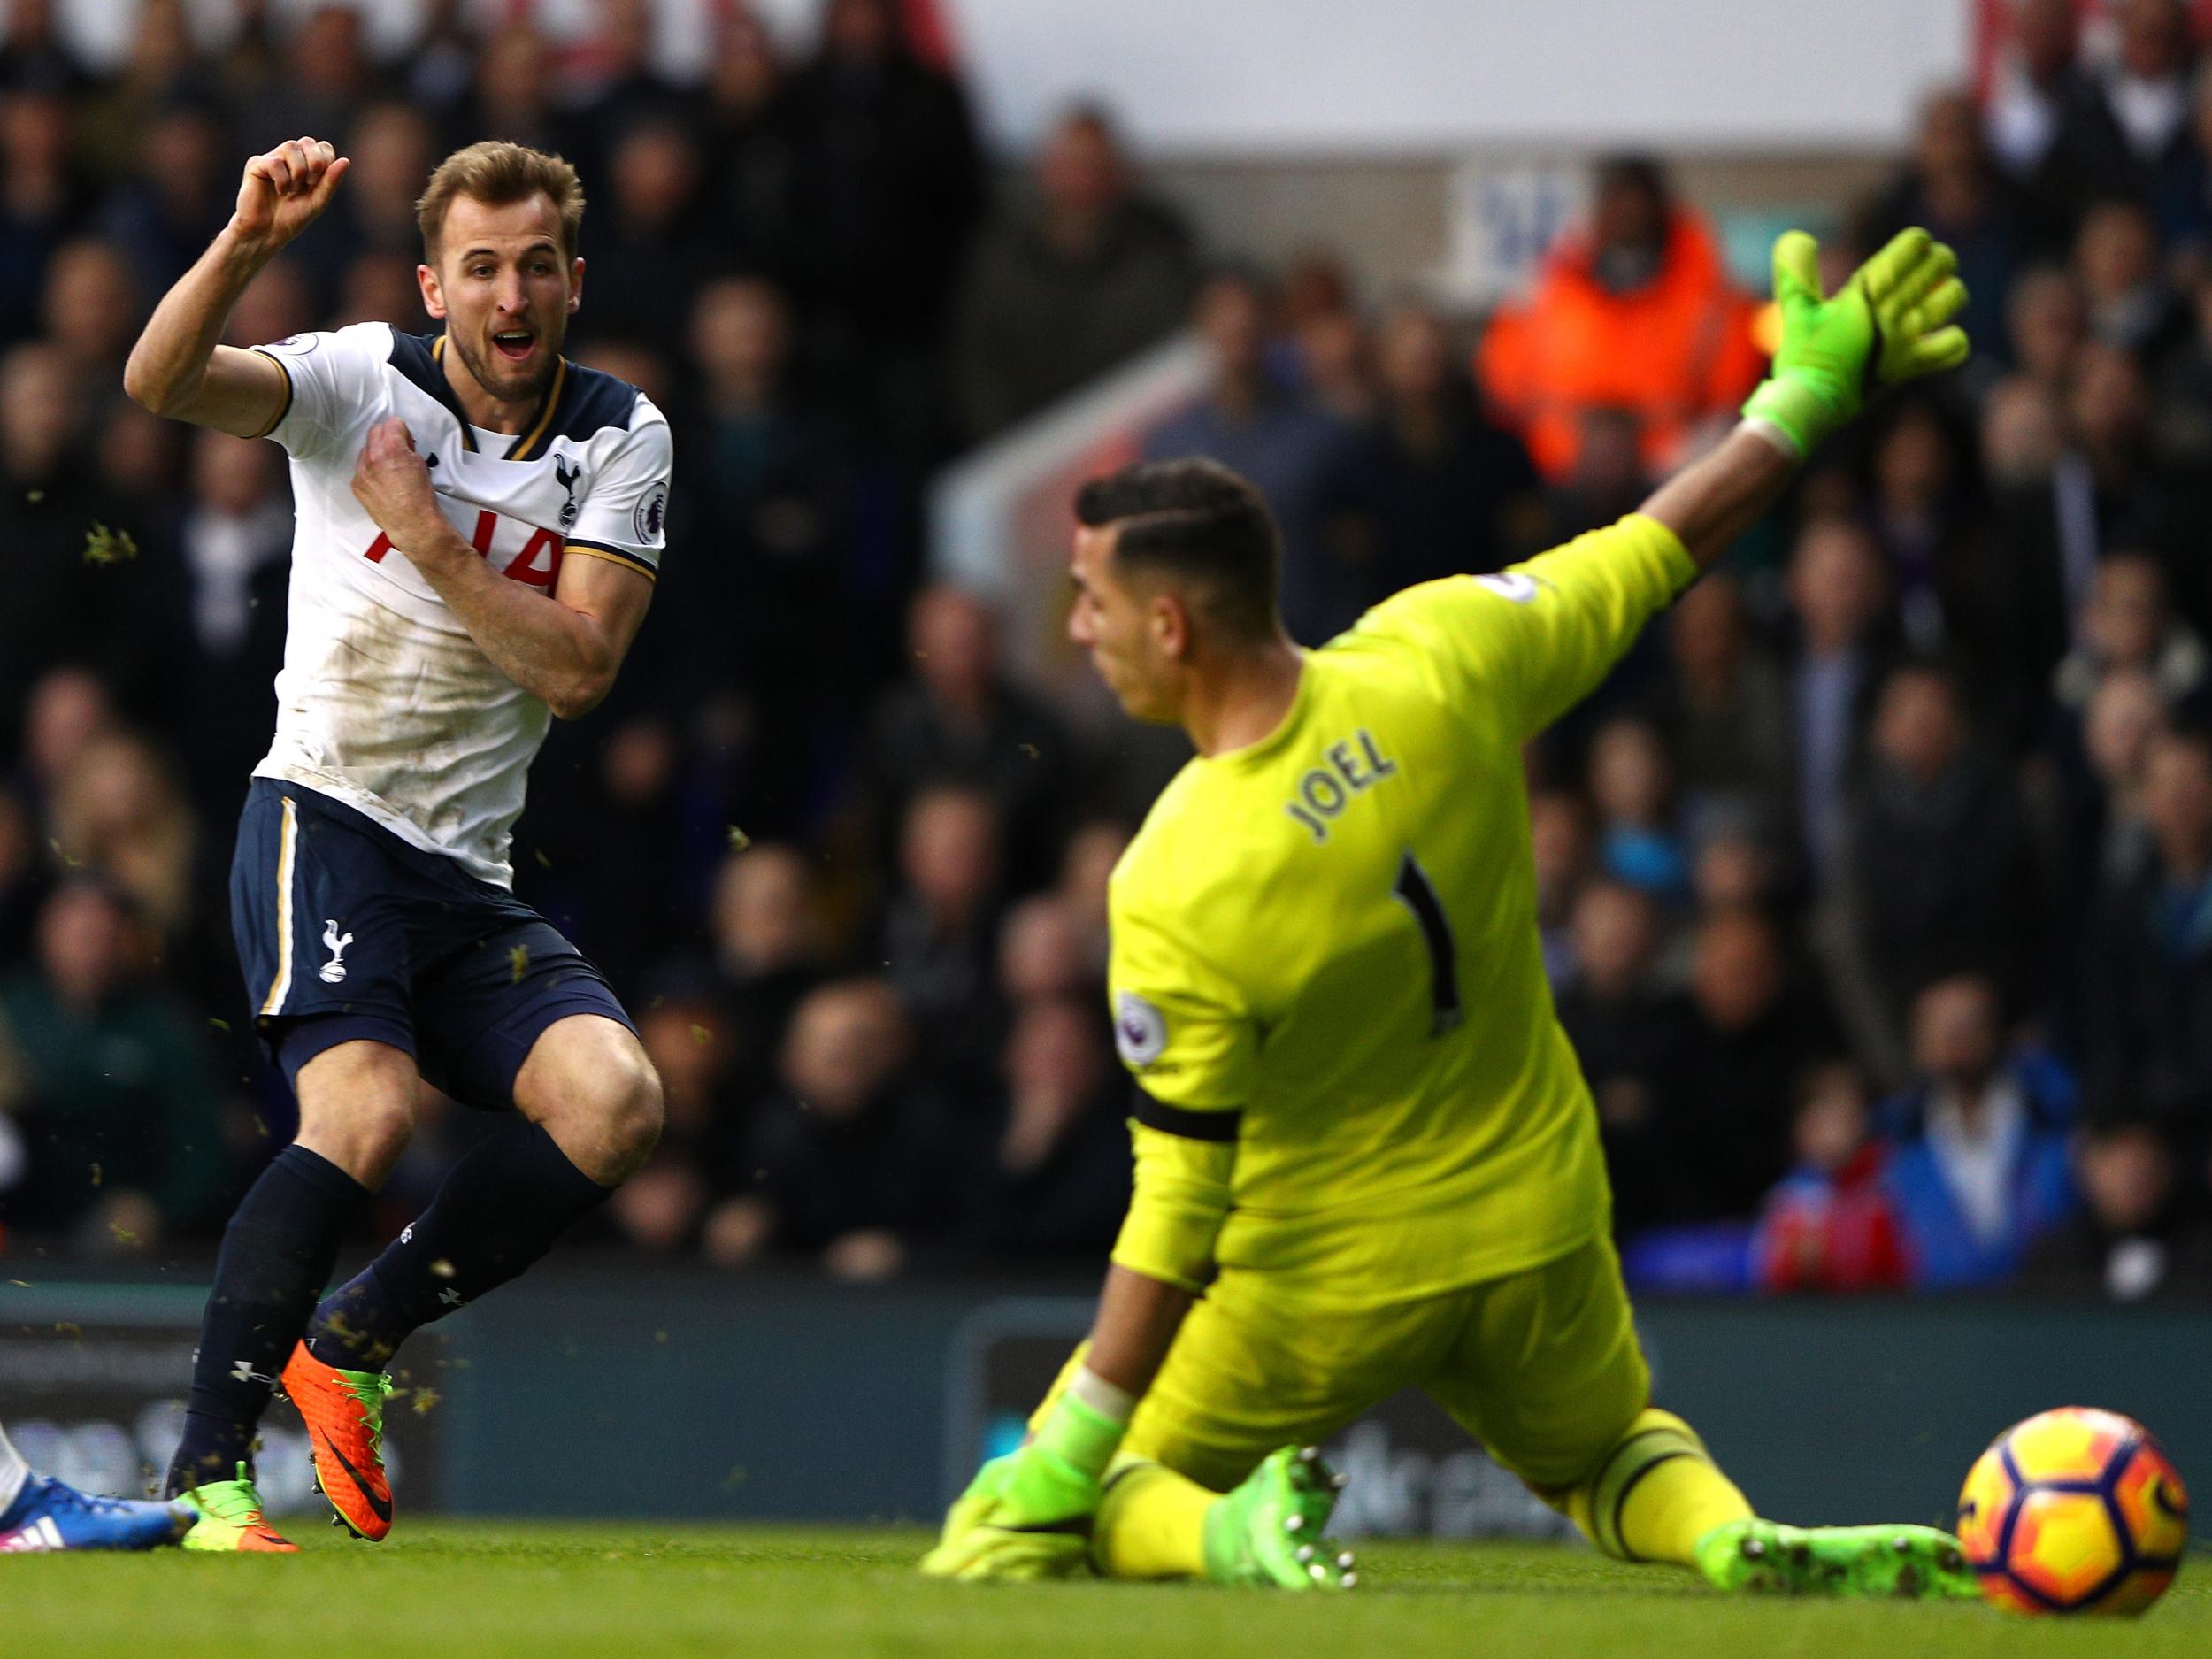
[247,323,672,887]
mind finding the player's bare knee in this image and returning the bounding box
[575,1044,659,1177]
[526,1035,661,1183]
[297,1093,415,1184]
[597,1051,664,1177]
[293,1039,418,1188]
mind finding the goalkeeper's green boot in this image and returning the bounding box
[1694,1518,1976,1599]
[177,1463,298,1553]
[1203,1446,1356,1590]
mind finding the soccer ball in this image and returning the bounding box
[1957,1407,2189,1616]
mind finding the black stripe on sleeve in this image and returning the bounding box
[246,349,295,440]
[1131,1087,1242,1142]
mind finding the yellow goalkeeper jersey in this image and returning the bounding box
[1105,513,1695,1307]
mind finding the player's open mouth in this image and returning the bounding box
[492,330,535,361]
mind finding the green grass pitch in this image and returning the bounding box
[7,1524,2207,1659]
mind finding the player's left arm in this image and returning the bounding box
[918,1137,1232,1583]
[1048,1115,1239,1417]
[921,903,1247,1581]
[349,417,657,718]
[1075,902,1252,1394]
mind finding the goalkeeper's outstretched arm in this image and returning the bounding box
[1403,227,1970,747]
[1639,424,1797,573]
[1641,227,1969,571]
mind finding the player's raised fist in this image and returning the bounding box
[233,136,349,251]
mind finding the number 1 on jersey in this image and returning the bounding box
[1393,850,1463,1037]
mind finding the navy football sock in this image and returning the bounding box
[307,1120,611,1371]
[166,1146,369,1494]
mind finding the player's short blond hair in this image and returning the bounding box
[415,141,586,265]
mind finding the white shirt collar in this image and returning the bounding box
[1925,1077,2027,1247]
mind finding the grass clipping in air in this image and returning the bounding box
[83,522,139,565]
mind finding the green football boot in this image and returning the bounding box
[1694,1517,1976,1599]
[177,1463,299,1553]
[1202,1446,1356,1590]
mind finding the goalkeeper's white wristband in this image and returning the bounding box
[1068,1365,1137,1425]
[1740,414,1805,463]
[1740,370,1846,462]
[1031,1367,1136,1482]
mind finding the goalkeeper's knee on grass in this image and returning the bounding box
[1551,1409,1755,1567]
[1091,1448,1353,1589]
[1093,1455,1215,1579]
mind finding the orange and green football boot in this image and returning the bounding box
[281,1341,395,1541]
[177,1464,297,1553]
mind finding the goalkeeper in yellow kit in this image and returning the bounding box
[923,230,1976,1596]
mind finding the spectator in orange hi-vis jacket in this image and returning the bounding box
[1479,156,1765,484]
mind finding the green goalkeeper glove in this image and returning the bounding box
[1740,227,1970,459]
[918,1393,1125,1582]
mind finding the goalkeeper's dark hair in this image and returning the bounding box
[1074,458,1280,642]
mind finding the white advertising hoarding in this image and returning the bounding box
[945,0,1974,155]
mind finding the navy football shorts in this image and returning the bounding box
[229,778,633,1109]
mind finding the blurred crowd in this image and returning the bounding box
[4,0,2212,1302]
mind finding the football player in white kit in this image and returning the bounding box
[125,136,671,1550]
